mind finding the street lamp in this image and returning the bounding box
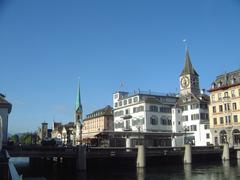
[183,126,189,144]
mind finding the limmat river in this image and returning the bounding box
[10,158,240,180]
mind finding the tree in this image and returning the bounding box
[19,133,33,144]
[9,134,19,144]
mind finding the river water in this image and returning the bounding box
[10,158,240,180]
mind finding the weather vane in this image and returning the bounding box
[182,39,188,50]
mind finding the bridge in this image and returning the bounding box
[6,144,226,160]
[5,144,239,172]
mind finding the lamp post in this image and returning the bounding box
[183,126,189,144]
[80,123,83,145]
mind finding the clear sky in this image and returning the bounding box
[0,0,240,134]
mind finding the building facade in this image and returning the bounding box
[51,122,75,145]
[82,105,113,145]
[209,69,240,147]
[172,49,212,146]
[113,91,178,146]
[0,93,12,146]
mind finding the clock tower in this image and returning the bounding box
[180,48,200,96]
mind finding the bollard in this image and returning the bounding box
[184,144,192,164]
[222,143,230,161]
[136,145,145,168]
[76,145,87,171]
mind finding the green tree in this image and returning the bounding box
[9,134,19,144]
[19,133,33,144]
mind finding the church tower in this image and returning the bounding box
[75,81,83,144]
[179,48,200,96]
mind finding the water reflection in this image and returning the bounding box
[222,160,230,179]
[184,164,192,180]
[76,171,87,180]
[136,168,145,180]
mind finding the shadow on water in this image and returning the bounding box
[11,158,240,180]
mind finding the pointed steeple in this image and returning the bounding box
[75,81,82,113]
[180,48,198,76]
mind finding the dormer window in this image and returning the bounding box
[211,82,216,89]
[218,80,222,87]
[231,77,236,84]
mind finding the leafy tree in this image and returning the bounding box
[19,133,33,144]
[9,134,19,144]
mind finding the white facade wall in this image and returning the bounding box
[113,92,176,133]
[0,108,9,143]
[172,107,184,147]
[181,104,212,146]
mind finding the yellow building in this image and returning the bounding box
[209,69,240,146]
[82,105,113,144]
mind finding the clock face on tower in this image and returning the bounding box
[181,76,189,88]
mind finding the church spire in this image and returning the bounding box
[180,48,198,76]
[75,81,82,113]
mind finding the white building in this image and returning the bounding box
[172,49,212,146]
[0,93,12,148]
[113,90,178,146]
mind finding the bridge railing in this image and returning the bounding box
[5,150,22,180]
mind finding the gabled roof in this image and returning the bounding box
[180,49,198,76]
[0,94,12,113]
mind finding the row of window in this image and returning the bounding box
[114,118,145,129]
[149,105,171,113]
[150,115,172,126]
[115,97,139,108]
[183,103,208,111]
[114,106,145,117]
[182,113,209,121]
[213,115,239,125]
[114,115,172,129]
[212,102,238,113]
[185,125,197,131]
[211,89,240,102]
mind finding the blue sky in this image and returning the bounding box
[0,0,240,133]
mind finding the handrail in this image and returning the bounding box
[5,150,22,180]
[8,161,22,180]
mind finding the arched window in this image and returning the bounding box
[220,130,227,144]
[232,129,240,145]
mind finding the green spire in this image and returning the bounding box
[180,48,198,76]
[75,81,82,113]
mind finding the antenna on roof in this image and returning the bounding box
[120,81,125,91]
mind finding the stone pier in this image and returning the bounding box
[222,143,229,161]
[136,145,145,168]
[76,145,87,171]
[184,144,192,164]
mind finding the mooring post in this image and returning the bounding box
[76,145,86,171]
[184,144,192,164]
[136,145,145,168]
[222,143,230,161]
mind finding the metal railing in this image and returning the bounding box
[5,150,22,180]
